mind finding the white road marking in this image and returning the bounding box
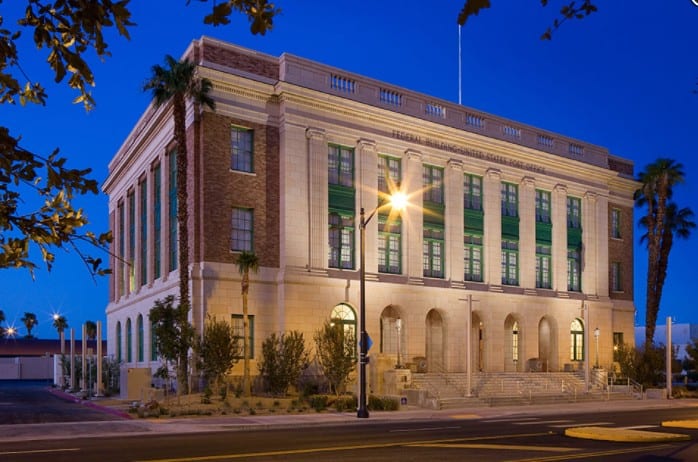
[513,419,572,425]
[390,425,461,433]
[550,422,613,428]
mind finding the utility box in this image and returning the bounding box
[120,367,151,401]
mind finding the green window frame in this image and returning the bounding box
[118,201,125,297]
[535,245,552,289]
[611,208,621,239]
[611,261,622,292]
[570,319,584,361]
[501,239,519,285]
[137,314,144,362]
[329,144,354,187]
[423,225,444,278]
[464,233,483,282]
[535,190,551,223]
[168,150,178,272]
[153,163,162,280]
[150,320,158,361]
[328,212,355,269]
[378,215,401,274]
[126,318,132,363]
[567,248,581,291]
[231,126,254,172]
[127,190,136,292]
[423,165,444,204]
[232,314,254,359]
[116,321,122,362]
[464,173,482,210]
[330,303,357,359]
[139,178,148,287]
[501,182,518,217]
[378,155,401,195]
[567,197,581,229]
[231,207,254,252]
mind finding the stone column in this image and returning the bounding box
[552,184,568,292]
[582,192,598,297]
[306,128,328,272]
[357,139,378,274]
[519,177,536,289]
[483,169,502,287]
[404,149,423,283]
[445,159,464,283]
[596,194,610,297]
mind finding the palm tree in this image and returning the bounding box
[634,158,685,347]
[85,320,97,342]
[0,309,5,338]
[236,251,259,397]
[144,55,215,394]
[21,312,38,338]
[52,315,68,354]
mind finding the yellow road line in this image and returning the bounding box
[408,443,577,452]
[136,432,551,462]
[0,448,80,455]
[506,444,675,462]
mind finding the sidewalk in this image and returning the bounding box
[2,393,697,443]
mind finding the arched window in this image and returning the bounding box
[330,303,357,356]
[126,318,132,363]
[512,321,519,362]
[116,321,122,362]
[150,320,158,361]
[137,315,144,362]
[570,319,584,361]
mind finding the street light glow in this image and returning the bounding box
[389,191,407,211]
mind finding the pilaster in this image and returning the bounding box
[552,184,568,292]
[404,149,424,283]
[582,191,598,297]
[519,177,536,289]
[483,168,502,286]
[306,127,327,271]
[445,159,464,283]
[357,139,378,274]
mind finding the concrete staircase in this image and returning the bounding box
[409,371,635,409]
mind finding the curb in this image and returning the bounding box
[47,387,133,420]
[564,426,691,443]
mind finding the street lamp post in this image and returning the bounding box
[594,327,600,369]
[396,318,402,368]
[357,192,407,419]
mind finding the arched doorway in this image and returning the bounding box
[504,314,521,371]
[380,305,403,366]
[538,317,552,372]
[426,309,445,372]
[570,318,584,364]
[469,312,484,372]
[330,303,357,356]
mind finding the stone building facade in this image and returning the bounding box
[103,37,637,391]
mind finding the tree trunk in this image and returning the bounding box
[242,270,251,397]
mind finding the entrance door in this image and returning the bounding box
[426,309,444,372]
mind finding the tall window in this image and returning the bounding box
[423,226,444,278]
[168,150,178,271]
[464,234,483,282]
[501,240,519,285]
[501,182,518,217]
[536,245,552,289]
[231,127,253,172]
[535,190,551,223]
[328,212,354,269]
[232,314,255,358]
[567,197,581,229]
[116,321,122,362]
[377,155,400,194]
[611,208,621,239]
[153,163,162,280]
[378,215,401,274]
[127,191,136,292]
[464,174,482,210]
[423,165,444,204]
[118,201,125,296]
[231,208,253,251]
[570,319,584,361]
[611,262,623,292]
[126,318,132,363]
[150,320,158,361]
[139,178,148,286]
[568,248,581,291]
[328,144,353,187]
[330,303,356,358]
[613,332,624,362]
[137,314,144,362]
[512,321,519,362]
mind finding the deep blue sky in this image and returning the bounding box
[2,1,697,339]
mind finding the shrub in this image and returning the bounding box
[368,395,399,411]
[258,331,309,396]
[308,394,329,412]
[333,395,357,412]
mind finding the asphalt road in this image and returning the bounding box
[3,381,698,461]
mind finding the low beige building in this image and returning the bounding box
[104,37,636,394]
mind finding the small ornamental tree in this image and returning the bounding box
[196,315,241,397]
[314,321,356,396]
[258,331,309,396]
[149,296,195,395]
